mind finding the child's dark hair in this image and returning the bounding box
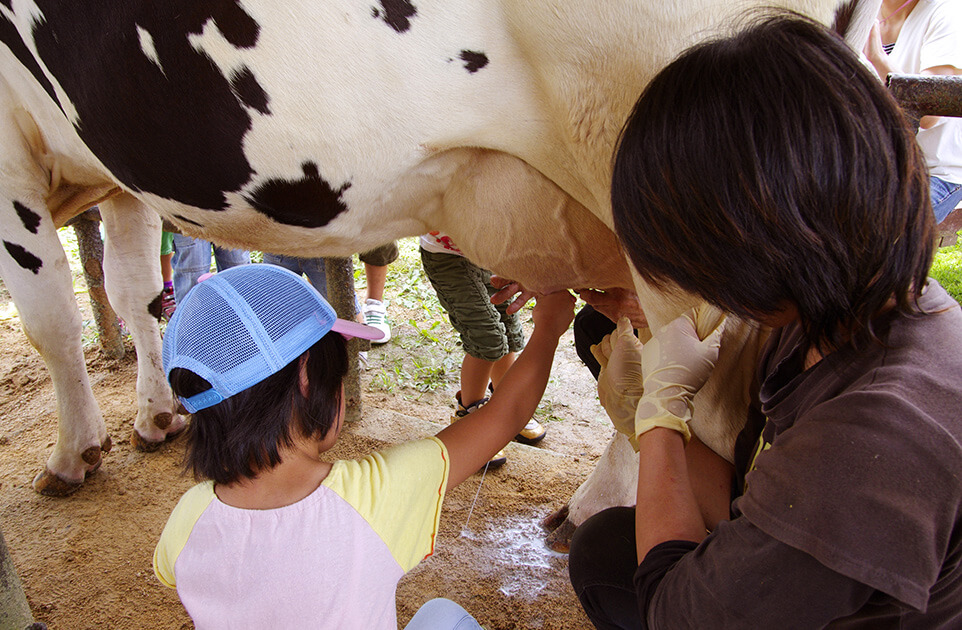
[169,332,349,485]
[611,13,934,353]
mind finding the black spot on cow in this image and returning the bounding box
[3,241,42,274]
[0,1,12,10]
[26,2,263,211]
[459,50,488,73]
[372,0,417,33]
[0,12,60,109]
[231,66,270,115]
[245,162,351,228]
[148,291,164,322]
[13,201,41,234]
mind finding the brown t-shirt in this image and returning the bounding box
[638,282,962,628]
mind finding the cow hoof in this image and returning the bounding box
[130,423,185,452]
[544,518,577,554]
[33,469,83,496]
[541,504,569,532]
[81,444,103,466]
[541,505,576,553]
[32,436,111,496]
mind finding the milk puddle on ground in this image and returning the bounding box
[461,513,569,599]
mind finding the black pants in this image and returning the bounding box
[569,507,644,629]
[573,305,618,380]
[572,308,645,627]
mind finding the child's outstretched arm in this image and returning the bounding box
[436,290,575,489]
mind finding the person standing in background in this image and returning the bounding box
[864,0,962,222]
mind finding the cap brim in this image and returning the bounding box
[331,318,385,341]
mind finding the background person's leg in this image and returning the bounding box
[261,253,301,276]
[930,176,962,224]
[212,245,250,271]
[170,235,213,304]
[359,242,398,343]
[296,257,330,298]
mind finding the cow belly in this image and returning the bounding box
[429,149,633,293]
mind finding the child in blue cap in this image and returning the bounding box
[153,263,574,629]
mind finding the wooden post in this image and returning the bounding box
[0,527,44,630]
[324,257,367,422]
[887,73,962,130]
[68,209,124,360]
[887,74,962,247]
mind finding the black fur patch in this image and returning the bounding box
[459,50,489,73]
[230,66,270,115]
[832,0,857,36]
[372,0,417,33]
[0,12,60,109]
[3,241,42,274]
[13,201,41,233]
[148,290,164,321]
[245,161,351,228]
[29,1,261,210]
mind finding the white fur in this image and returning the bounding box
[0,0,864,498]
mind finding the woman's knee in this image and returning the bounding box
[569,507,637,588]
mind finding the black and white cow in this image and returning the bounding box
[0,0,877,522]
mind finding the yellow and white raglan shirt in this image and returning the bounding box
[153,437,449,629]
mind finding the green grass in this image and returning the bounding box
[358,238,464,397]
[931,233,962,303]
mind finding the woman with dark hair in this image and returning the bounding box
[568,14,962,629]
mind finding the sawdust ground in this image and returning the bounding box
[0,298,612,629]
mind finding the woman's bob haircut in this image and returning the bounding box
[612,13,934,352]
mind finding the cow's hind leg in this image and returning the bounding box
[0,194,110,495]
[542,432,638,552]
[99,194,186,450]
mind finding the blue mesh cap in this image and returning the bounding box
[162,263,384,413]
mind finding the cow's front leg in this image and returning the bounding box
[0,194,110,494]
[99,195,186,449]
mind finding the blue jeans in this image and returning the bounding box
[261,254,361,315]
[261,253,330,297]
[171,234,250,303]
[403,598,483,630]
[930,175,962,224]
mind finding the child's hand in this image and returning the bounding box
[490,276,538,314]
[531,290,576,339]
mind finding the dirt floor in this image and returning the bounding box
[0,268,613,629]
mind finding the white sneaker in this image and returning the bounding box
[361,298,391,344]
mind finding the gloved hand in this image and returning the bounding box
[635,307,725,443]
[592,317,647,450]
